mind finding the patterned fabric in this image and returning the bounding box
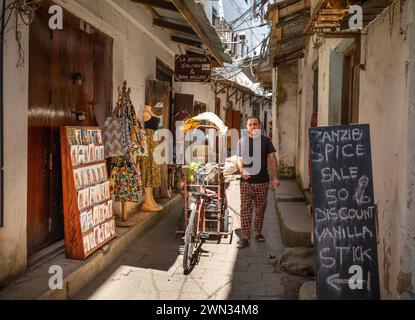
[240,181,269,240]
[103,103,124,158]
[138,129,161,188]
[110,157,143,202]
[120,93,148,159]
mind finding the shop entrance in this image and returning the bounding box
[27,3,113,255]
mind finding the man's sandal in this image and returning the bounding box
[255,234,265,242]
[237,239,250,249]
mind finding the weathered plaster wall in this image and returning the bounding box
[358,0,414,299]
[276,64,298,178]
[295,36,318,190]
[0,1,29,287]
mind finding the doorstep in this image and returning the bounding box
[274,179,313,248]
[275,179,306,202]
[0,194,181,300]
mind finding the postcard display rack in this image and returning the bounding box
[60,126,116,260]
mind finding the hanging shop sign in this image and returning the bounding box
[309,124,380,300]
[175,53,211,82]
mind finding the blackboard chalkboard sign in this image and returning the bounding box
[309,124,380,300]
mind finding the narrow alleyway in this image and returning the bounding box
[74,179,310,300]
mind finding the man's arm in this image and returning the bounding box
[238,156,250,180]
[268,152,280,188]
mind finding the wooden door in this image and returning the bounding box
[174,93,194,117]
[27,4,112,254]
[28,11,54,254]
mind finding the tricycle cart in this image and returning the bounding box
[176,124,233,272]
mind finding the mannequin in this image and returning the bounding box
[139,105,163,212]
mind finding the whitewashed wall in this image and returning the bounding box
[358,0,415,299]
[0,0,29,287]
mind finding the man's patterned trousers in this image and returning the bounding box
[240,181,269,240]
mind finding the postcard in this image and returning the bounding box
[103,205,108,222]
[94,168,99,184]
[80,168,87,187]
[80,212,86,233]
[102,205,107,223]
[86,210,93,230]
[100,183,106,201]
[110,219,116,236]
[104,222,111,239]
[93,205,100,227]
[104,181,110,200]
[81,129,89,145]
[89,232,96,250]
[73,169,81,190]
[88,130,94,145]
[100,164,107,181]
[83,235,90,254]
[78,146,88,164]
[95,166,101,183]
[99,225,105,243]
[90,187,96,205]
[70,145,78,165]
[75,129,82,145]
[96,184,101,202]
[107,200,113,219]
[67,128,77,145]
[94,227,99,246]
[78,190,84,210]
[78,189,90,210]
[88,144,95,163]
[85,167,92,186]
[94,146,103,161]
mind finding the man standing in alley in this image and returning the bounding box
[236,116,280,249]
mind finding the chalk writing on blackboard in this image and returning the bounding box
[309,124,380,300]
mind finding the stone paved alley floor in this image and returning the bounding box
[75,179,310,300]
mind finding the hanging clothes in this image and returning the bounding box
[110,157,143,203]
[138,117,162,188]
[110,82,145,203]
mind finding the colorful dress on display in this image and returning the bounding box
[110,157,143,202]
[138,116,162,188]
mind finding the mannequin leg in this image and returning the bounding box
[149,188,163,210]
[141,187,159,212]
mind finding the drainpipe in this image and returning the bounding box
[0,0,5,227]
[272,66,279,161]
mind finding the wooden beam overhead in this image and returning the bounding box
[236,92,245,103]
[228,89,238,99]
[252,96,262,105]
[171,35,202,47]
[131,0,178,12]
[215,84,228,95]
[153,19,197,35]
[171,0,227,66]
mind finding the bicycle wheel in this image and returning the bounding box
[183,207,197,272]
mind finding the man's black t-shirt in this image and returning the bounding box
[238,135,276,184]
